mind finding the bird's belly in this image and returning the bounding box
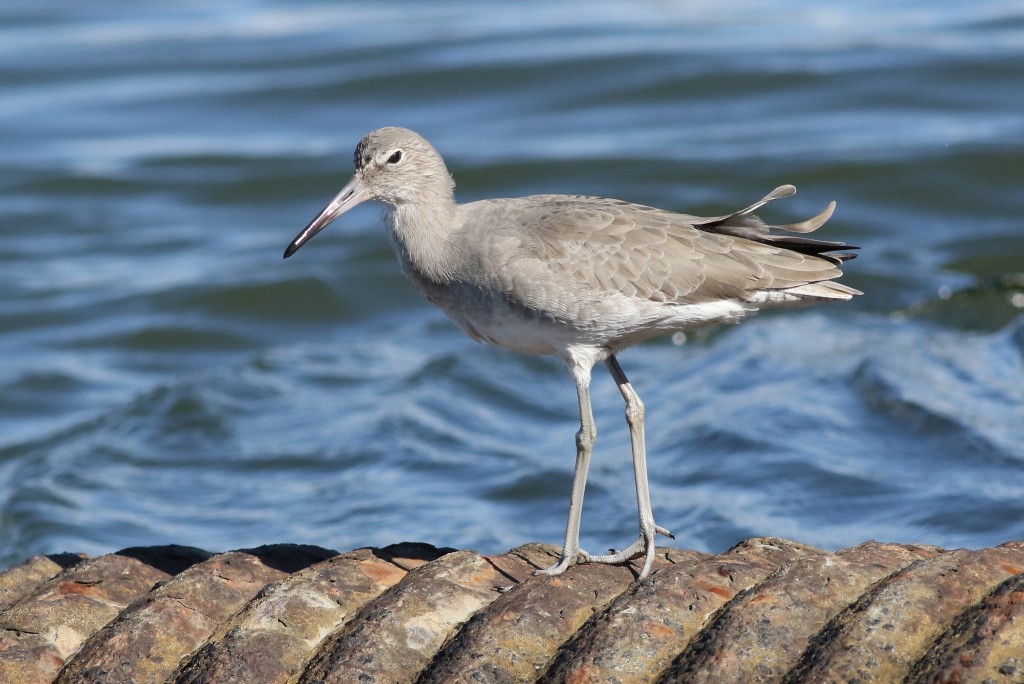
[408,272,755,357]
[405,276,579,355]
[440,297,579,355]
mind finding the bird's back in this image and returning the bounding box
[434,188,858,354]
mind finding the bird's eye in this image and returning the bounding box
[387,150,403,165]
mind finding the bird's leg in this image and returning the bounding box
[584,355,673,580]
[536,363,596,576]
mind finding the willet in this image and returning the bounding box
[284,127,860,580]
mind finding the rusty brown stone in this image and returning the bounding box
[0,554,87,612]
[0,545,209,684]
[661,540,943,683]
[3,539,1024,683]
[53,544,333,684]
[788,542,1024,683]
[419,546,708,683]
[540,537,822,684]
[298,544,556,684]
[905,570,1024,684]
[170,542,453,684]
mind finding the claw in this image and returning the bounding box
[534,559,572,577]
[582,523,667,580]
[534,548,591,576]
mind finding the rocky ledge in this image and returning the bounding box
[1,537,1023,683]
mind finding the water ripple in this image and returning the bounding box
[2,0,1023,565]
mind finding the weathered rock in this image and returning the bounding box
[421,546,707,683]
[2,539,1022,684]
[540,537,821,684]
[298,543,555,684]
[906,569,1024,683]
[0,554,86,612]
[661,540,943,683]
[54,544,333,684]
[788,542,1024,683]
[0,546,209,684]
[172,542,452,684]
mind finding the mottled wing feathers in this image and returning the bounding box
[464,187,857,317]
[526,199,714,303]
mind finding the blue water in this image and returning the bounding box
[2,1,1023,566]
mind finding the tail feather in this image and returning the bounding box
[749,280,862,305]
[784,280,863,299]
[702,185,858,267]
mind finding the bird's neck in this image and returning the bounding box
[386,198,461,284]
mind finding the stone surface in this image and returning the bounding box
[0,554,87,612]
[540,537,820,684]
[661,540,943,683]
[421,547,707,683]
[172,542,452,684]
[0,545,209,684]
[2,539,1023,684]
[787,542,1024,683]
[906,569,1024,683]
[298,544,556,684]
[54,544,333,684]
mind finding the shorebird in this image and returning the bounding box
[284,127,860,580]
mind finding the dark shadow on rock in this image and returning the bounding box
[45,552,89,570]
[236,543,337,573]
[374,541,459,563]
[114,544,213,575]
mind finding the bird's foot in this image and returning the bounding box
[583,524,673,580]
[534,547,591,577]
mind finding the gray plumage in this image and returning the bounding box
[285,127,860,580]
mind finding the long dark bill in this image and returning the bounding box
[283,176,371,258]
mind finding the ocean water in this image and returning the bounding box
[2,0,1023,566]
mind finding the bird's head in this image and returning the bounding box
[284,126,452,258]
